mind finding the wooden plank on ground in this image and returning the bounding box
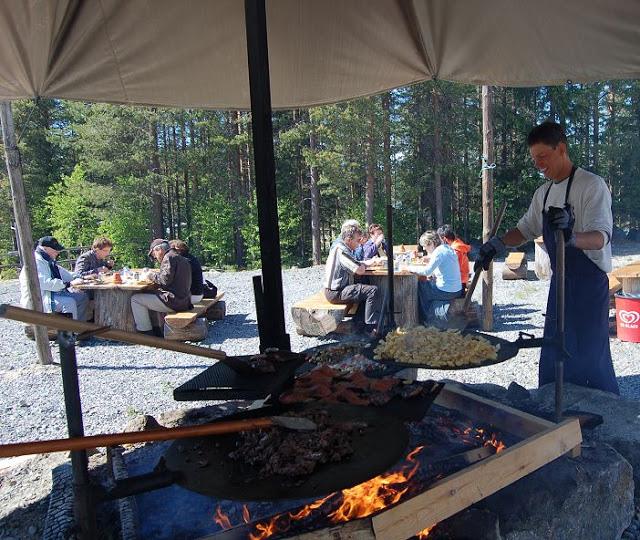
[164,294,223,329]
[371,418,582,540]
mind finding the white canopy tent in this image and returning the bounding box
[1,0,640,109]
[1,0,639,353]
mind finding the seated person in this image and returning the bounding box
[362,223,389,259]
[411,231,462,324]
[130,239,192,336]
[19,236,88,321]
[74,236,114,276]
[323,224,381,335]
[353,231,368,262]
[437,224,471,295]
[169,239,204,304]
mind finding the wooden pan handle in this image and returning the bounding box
[462,201,508,313]
[0,304,226,360]
[0,417,275,458]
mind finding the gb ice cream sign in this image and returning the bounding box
[619,309,640,329]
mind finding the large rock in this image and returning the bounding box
[532,383,640,501]
[476,443,633,540]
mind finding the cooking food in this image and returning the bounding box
[228,409,360,478]
[374,326,498,367]
[228,351,302,374]
[306,342,382,372]
[279,365,426,406]
[307,343,364,365]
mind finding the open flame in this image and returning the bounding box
[214,426,507,539]
[215,446,424,539]
[416,524,436,538]
[213,506,232,529]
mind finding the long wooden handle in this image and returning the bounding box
[0,304,226,360]
[0,417,275,458]
[462,201,508,312]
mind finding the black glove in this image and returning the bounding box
[474,236,506,272]
[547,206,576,246]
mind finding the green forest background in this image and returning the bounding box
[1,81,639,272]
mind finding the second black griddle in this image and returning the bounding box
[161,402,409,501]
[362,331,544,370]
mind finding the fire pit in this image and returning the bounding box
[124,384,581,540]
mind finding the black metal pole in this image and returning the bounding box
[58,331,97,539]
[554,231,565,423]
[244,0,290,352]
[385,204,396,329]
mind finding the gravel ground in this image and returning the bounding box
[0,241,639,538]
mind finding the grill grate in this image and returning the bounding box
[173,358,304,401]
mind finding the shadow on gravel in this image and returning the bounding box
[200,314,258,345]
[493,305,541,331]
[76,363,212,371]
[616,375,640,398]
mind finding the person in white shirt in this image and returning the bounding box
[19,236,88,320]
[475,121,618,395]
[411,230,462,324]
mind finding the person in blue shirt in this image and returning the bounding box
[410,230,462,324]
[362,223,389,260]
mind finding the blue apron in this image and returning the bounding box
[539,167,619,394]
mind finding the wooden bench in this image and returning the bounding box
[163,293,225,341]
[608,263,640,312]
[502,251,528,280]
[291,291,358,336]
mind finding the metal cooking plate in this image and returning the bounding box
[162,403,409,501]
[363,331,521,370]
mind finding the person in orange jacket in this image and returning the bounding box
[437,225,471,295]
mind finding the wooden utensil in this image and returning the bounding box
[0,415,317,458]
[447,202,508,330]
[0,304,226,360]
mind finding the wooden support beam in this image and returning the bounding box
[481,85,495,331]
[0,101,53,365]
[371,418,582,540]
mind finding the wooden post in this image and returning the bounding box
[0,101,53,365]
[481,86,495,331]
[309,126,321,265]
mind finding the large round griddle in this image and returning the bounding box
[162,403,409,501]
[362,331,541,370]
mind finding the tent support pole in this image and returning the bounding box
[244,0,290,352]
[481,86,495,331]
[0,101,53,365]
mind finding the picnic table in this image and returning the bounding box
[74,275,155,332]
[365,267,419,327]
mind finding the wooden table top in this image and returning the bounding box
[74,278,154,291]
[365,268,418,277]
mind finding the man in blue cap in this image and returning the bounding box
[19,236,89,321]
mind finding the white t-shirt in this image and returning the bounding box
[412,244,462,292]
[516,168,612,273]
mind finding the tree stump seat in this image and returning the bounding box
[291,291,358,336]
[163,293,224,341]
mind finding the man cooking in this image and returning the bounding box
[475,121,618,394]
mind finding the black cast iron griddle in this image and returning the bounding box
[361,331,544,370]
[161,402,409,501]
[172,353,307,401]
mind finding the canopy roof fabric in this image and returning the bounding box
[1,0,639,109]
